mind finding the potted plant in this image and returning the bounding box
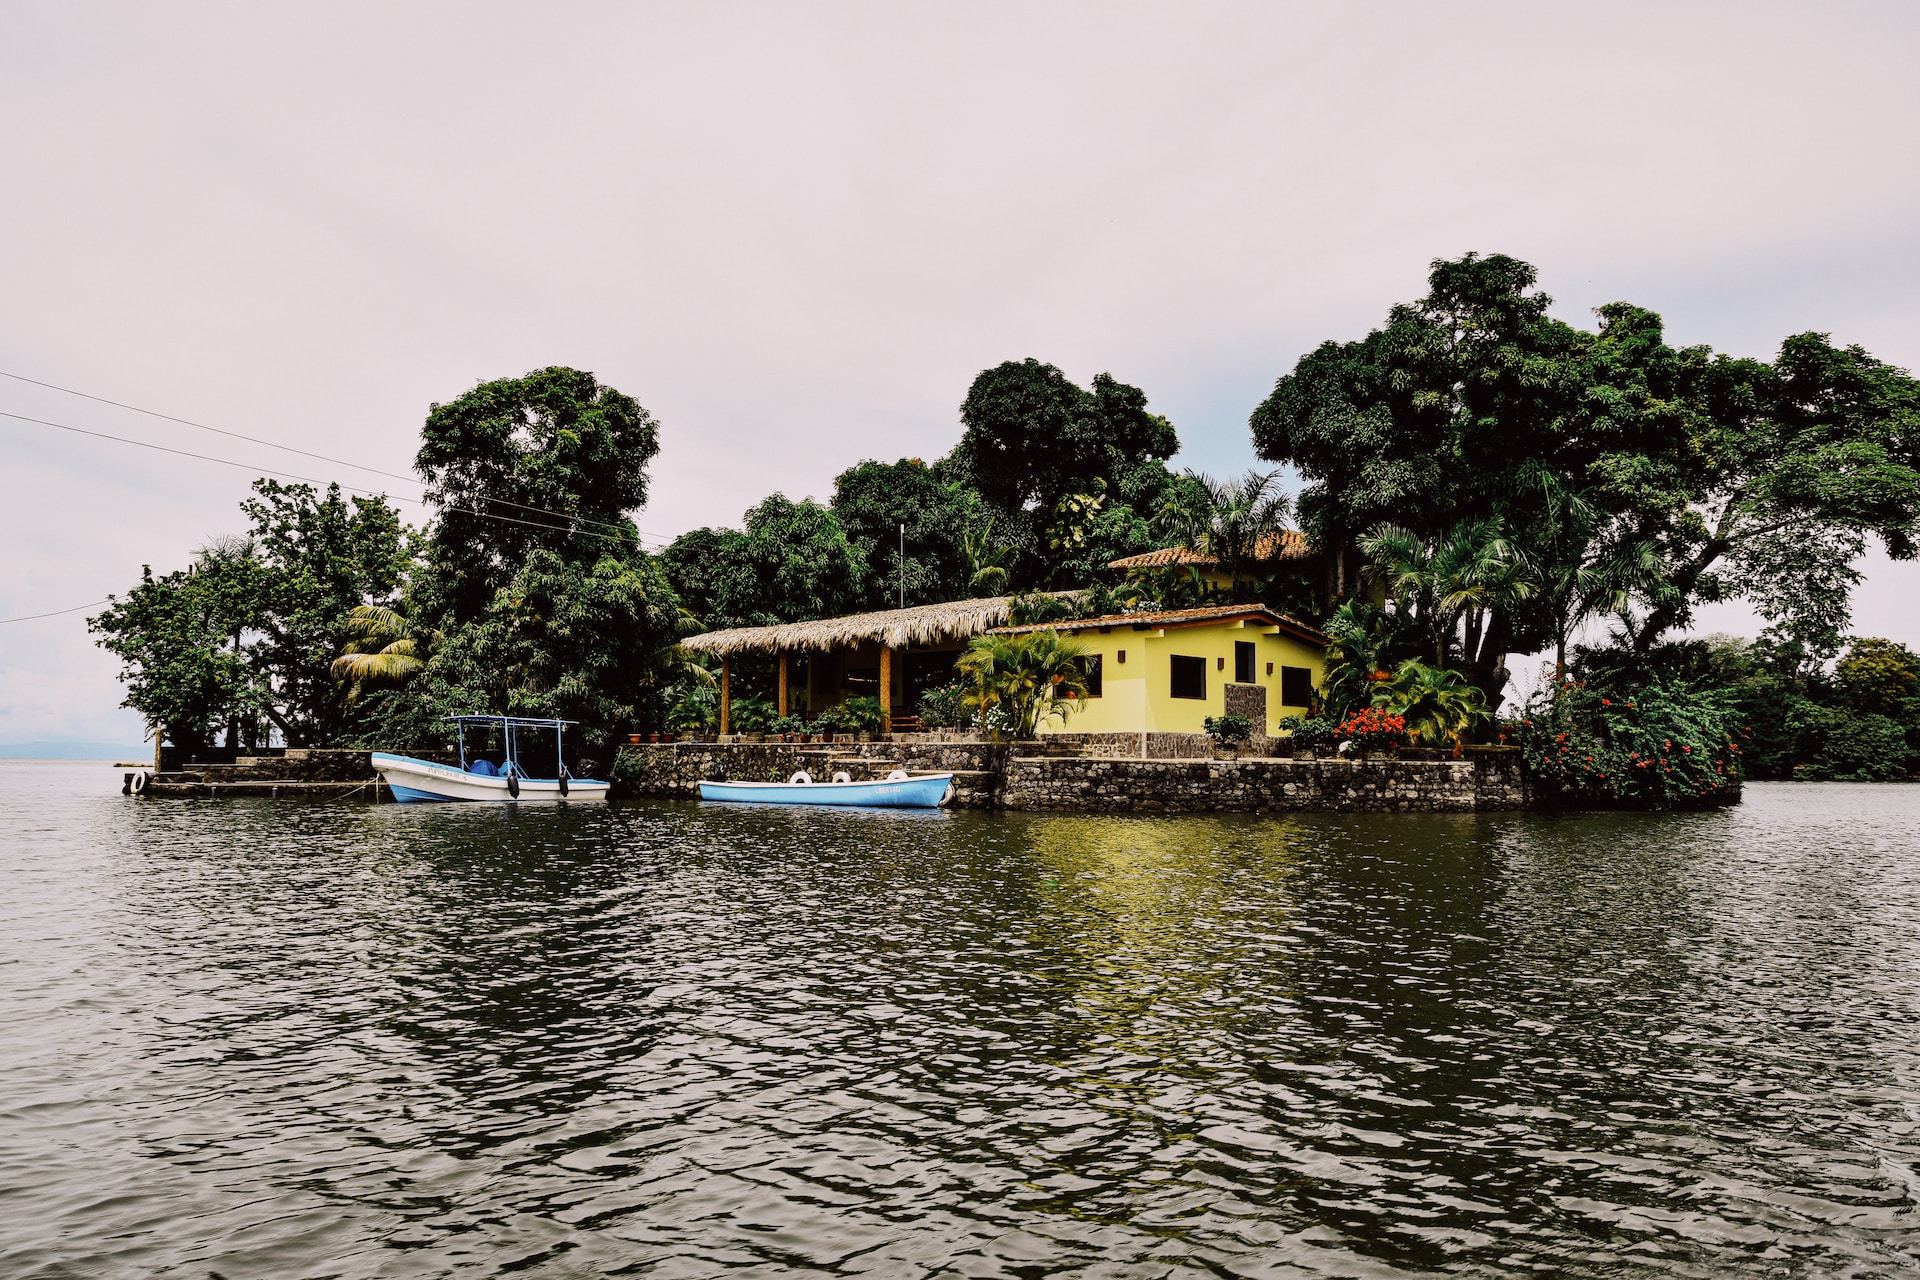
[917,683,964,736]
[1339,707,1408,759]
[810,707,842,742]
[768,714,806,742]
[1286,716,1335,758]
[840,696,884,742]
[733,695,774,742]
[1204,714,1254,760]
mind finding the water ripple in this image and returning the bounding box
[3,762,1918,1277]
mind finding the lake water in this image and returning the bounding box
[4,761,1918,1278]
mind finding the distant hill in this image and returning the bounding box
[0,741,149,760]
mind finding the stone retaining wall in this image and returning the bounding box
[1003,754,1526,813]
[611,742,1528,812]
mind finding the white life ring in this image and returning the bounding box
[789,771,813,785]
[831,771,852,784]
[886,770,909,781]
[130,769,150,794]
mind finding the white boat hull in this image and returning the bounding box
[372,752,610,803]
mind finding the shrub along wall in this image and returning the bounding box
[1506,683,1746,810]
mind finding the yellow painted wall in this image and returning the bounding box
[1046,619,1324,737]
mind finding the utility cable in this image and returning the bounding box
[0,599,113,625]
[0,368,674,542]
[0,409,666,547]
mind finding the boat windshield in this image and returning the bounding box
[448,716,581,780]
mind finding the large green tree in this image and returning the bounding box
[1252,253,1920,681]
[1618,330,1920,654]
[242,480,407,744]
[954,359,1179,519]
[661,494,866,629]
[829,458,972,608]
[424,548,685,730]
[414,366,660,628]
[90,556,260,757]
[91,480,406,751]
[407,367,683,745]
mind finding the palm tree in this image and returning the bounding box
[961,518,1017,595]
[332,605,439,705]
[1372,659,1489,751]
[1318,598,1406,723]
[1360,519,1535,675]
[1528,484,1671,675]
[955,630,1091,739]
[1153,469,1293,601]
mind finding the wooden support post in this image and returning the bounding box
[879,645,893,733]
[719,658,731,736]
[777,651,789,718]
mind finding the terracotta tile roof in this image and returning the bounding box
[1107,530,1311,571]
[990,603,1328,646]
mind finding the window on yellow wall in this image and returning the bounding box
[1080,654,1103,697]
[1170,655,1205,700]
[1281,665,1313,707]
[1234,641,1255,684]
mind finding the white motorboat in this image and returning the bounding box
[373,716,609,803]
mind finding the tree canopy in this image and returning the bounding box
[661,494,866,630]
[828,458,972,609]
[1252,252,1920,690]
[90,480,407,750]
[955,359,1178,516]
[414,366,659,629]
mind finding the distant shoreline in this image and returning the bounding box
[0,743,147,761]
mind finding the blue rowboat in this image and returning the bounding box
[698,769,954,809]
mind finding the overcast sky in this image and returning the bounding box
[3,2,1917,745]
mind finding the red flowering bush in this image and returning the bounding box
[1504,680,1744,810]
[1338,707,1408,753]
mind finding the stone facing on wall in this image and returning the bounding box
[1003,754,1527,813]
[611,742,1529,812]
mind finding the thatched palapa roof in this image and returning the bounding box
[1108,530,1311,571]
[679,595,1025,657]
[991,603,1329,646]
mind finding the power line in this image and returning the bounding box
[0,408,668,548]
[0,598,112,625]
[0,368,675,541]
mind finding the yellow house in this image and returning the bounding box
[679,596,1327,741]
[988,603,1328,739]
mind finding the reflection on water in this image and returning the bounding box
[3,761,1918,1277]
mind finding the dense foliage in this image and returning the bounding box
[1506,680,1745,808]
[955,630,1091,739]
[91,481,405,753]
[1616,633,1919,782]
[661,494,866,630]
[1252,253,1920,706]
